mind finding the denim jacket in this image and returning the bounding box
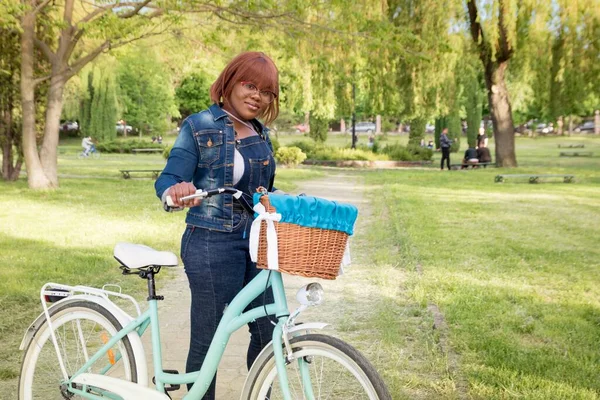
[155,104,276,232]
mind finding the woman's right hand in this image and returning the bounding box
[168,182,202,208]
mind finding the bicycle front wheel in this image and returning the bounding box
[243,333,391,400]
[18,300,138,400]
[91,151,100,159]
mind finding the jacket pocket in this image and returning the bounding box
[248,154,275,194]
[194,130,224,166]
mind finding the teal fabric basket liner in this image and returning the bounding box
[253,193,358,236]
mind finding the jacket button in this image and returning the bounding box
[207,139,213,147]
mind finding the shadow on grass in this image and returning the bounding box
[435,279,600,396]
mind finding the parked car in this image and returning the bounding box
[294,123,308,133]
[575,121,595,133]
[347,121,376,133]
[535,123,554,134]
[116,122,133,134]
[59,121,79,134]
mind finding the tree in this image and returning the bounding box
[116,47,178,135]
[175,72,211,121]
[19,0,165,189]
[89,62,118,141]
[466,0,518,167]
[0,27,23,181]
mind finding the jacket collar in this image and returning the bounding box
[209,103,228,121]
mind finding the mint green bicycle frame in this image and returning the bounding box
[65,269,300,399]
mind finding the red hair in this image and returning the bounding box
[210,52,280,125]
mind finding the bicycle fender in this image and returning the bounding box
[286,322,330,335]
[72,373,170,400]
[19,294,148,387]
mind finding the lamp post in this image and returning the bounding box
[351,83,356,149]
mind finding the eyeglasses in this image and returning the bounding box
[240,81,277,104]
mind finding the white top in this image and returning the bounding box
[233,148,244,185]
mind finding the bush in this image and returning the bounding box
[289,140,318,158]
[269,136,280,154]
[310,146,384,161]
[275,146,307,167]
[381,143,433,161]
[96,139,163,154]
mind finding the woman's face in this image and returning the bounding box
[225,81,264,121]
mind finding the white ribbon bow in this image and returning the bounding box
[249,203,282,270]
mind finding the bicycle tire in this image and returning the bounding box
[91,151,100,159]
[242,333,391,400]
[18,300,138,400]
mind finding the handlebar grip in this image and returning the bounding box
[166,195,176,207]
[163,188,243,213]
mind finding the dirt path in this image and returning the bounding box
[152,170,372,399]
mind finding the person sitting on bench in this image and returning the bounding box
[462,147,479,168]
[477,142,492,164]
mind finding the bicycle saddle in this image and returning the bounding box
[114,242,178,269]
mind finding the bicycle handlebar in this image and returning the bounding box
[164,187,243,212]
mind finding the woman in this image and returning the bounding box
[155,51,279,399]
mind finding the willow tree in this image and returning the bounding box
[388,0,463,141]
[547,1,600,130]
[466,0,521,166]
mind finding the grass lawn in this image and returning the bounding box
[357,135,600,399]
[1,134,599,399]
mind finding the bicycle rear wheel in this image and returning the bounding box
[243,333,391,400]
[18,300,138,400]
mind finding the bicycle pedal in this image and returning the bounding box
[152,369,181,392]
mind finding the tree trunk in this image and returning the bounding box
[1,106,23,181]
[21,11,55,189]
[40,73,66,187]
[484,61,517,167]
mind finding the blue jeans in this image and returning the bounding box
[180,211,275,399]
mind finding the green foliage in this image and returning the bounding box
[289,140,317,156]
[447,113,461,153]
[95,139,163,154]
[116,47,179,135]
[269,136,280,154]
[381,143,433,161]
[288,140,384,161]
[408,118,426,146]
[308,115,328,143]
[464,80,482,148]
[175,72,212,120]
[163,145,172,160]
[381,118,396,133]
[275,146,307,167]
[88,62,118,141]
[434,117,444,149]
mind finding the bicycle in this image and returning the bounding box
[18,188,391,400]
[78,145,100,159]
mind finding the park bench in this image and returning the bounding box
[119,169,162,179]
[495,174,575,184]
[450,162,496,170]
[559,151,593,157]
[131,148,163,154]
[558,144,585,148]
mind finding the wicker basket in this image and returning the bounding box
[256,195,349,280]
